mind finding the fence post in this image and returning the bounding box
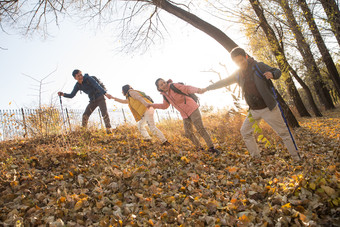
[98,109,104,129]
[122,108,127,122]
[21,108,27,138]
[167,111,171,120]
[66,108,71,131]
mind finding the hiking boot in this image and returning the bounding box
[106,128,113,134]
[208,147,221,156]
[162,141,171,146]
[292,152,302,161]
[196,147,204,152]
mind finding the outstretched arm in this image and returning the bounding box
[204,73,238,92]
[111,97,128,104]
[62,84,79,98]
[150,97,170,110]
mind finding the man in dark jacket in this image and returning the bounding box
[200,47,301,161]
[58,69,113,133]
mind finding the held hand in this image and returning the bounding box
[58,92,64,96]
[146,103,152,108]
[105,94,114,99]
[197,88,207,94]
[263,72,273,80]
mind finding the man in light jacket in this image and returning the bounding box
[200,47,301,161]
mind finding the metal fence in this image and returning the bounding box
[0,107,181,141]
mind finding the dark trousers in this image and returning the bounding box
[82,95,111,129]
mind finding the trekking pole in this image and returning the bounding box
[271,86,299,152]
[59,96,66,129]
[253,64,299,154]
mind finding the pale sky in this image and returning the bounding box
[0,7,247,112]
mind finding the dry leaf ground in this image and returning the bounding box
[0,107,339,226]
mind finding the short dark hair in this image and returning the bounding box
[122,84,131,96]
[230,47,246,59]
[72,69,80,77]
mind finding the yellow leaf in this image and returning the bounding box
[228,166,238,173]
[239,214,250,223]
[282,203,291,209]
[59,197,66,203]
[68,171,74,177]
[181,156,189,163]
[148,219,154,226]
[309,182,316,190]
[74,200,83,211]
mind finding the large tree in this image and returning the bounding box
[297,0,340,97]
[319,0,340,47]
[277,0,335,110]
[248,0,315,121]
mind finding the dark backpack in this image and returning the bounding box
[91,76,107,91]
[163,83,199,104]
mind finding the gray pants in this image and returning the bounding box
[241,105,299,158]
[183,108,213,148]
[82,95,111,129]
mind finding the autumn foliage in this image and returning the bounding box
[0,108,339,226]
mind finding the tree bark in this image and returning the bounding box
[278,0,335,110]
[248,0,310,124]
[275,88,300,127]
[287,64,323,116]
[319,0,340,46]
[297,0,340,97]
[154,0,301,127]
[155,0,238,52]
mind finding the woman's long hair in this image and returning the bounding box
[122,84,131,96]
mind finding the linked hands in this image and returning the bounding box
[57,92,64,96]
[197,88,207,94]
[105,93,114,99]
[146,103,153,108]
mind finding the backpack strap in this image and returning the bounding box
[163,95,170,104]
[252,63,277,99]
[170,83,189,104]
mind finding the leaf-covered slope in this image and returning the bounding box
[0,109,339,226]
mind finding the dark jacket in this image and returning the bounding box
[206,59,281,110]
[64,74,106,102]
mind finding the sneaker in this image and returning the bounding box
[208,147,221,156]
[106,128,112,134]
[162,141,171,146]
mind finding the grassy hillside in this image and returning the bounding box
[0,108,339,226]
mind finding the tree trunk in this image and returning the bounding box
[297,0,340,96]
[248,0,310,124]
[155,0,301,127]
[287,65,323,117]
[275,88,300,127]
[156,0,238,52]
[319,0,340,46]
[278,0,335,110]
[285,74,312,117]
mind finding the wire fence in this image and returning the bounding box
[0,107,181,141]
